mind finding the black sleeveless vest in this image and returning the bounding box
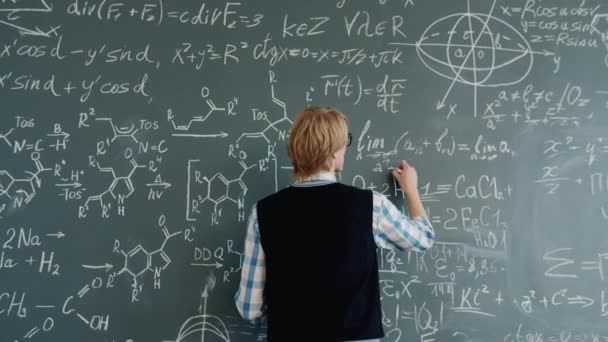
[257,182,384,342]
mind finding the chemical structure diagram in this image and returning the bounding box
[167,85,239,138]
[0,127,14,148]
[0,150,51,213]
[223,70,294,193]
[112,215,182,302]
[233,70,293,154]
[75,114,167,218]
[186,159,256,225]
[1,119,72,216]
[90,114,166,153]
[80,158,145,218]
[0,119,51,214]
[94,117,140,144]
[1,121,71,154]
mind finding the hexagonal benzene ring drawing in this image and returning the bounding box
[81,159,145,218]
[0,152,51,211]
[123,245,149,279]
[390,0,554,117]
[186,159,256,224]
[209,174,229,204]
[114,215,181,289]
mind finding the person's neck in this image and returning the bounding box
[296,170,335,182]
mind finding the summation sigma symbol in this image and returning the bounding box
[392,0,553,116]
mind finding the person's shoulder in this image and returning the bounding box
[370,190,389,200]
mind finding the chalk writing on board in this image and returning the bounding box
[3,0,608,341]
[391,0,556,118]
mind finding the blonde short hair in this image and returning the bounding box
[287,106,348,179]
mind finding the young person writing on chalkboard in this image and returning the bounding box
[235,106,435,342]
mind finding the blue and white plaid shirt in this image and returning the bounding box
[234,171,435,321]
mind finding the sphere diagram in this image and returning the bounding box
[392,1,553,117]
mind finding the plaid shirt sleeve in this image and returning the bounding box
[372,191,435,252]
[234,203,267,321]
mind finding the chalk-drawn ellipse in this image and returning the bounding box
[415,12,534,88]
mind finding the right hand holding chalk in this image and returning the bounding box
[392,160,419,194]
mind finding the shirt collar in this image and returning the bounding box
[293,171,337,186]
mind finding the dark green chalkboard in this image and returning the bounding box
[2,0,608,341]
